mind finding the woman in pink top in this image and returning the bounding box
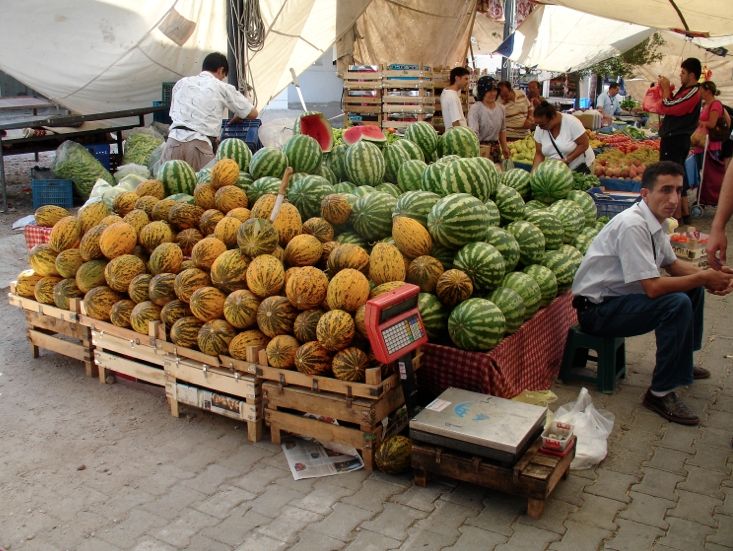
[693,81,728,157]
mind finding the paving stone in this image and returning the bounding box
[201,507,271,546]
[2,508,63,543]
[666,489,722,527]
[696,426,733,450]
[360,502,427,541]
[140,483,209,521]
[342,529,401,551]
[547,519,613,551]
[584,468,639,503]
[656,517,715,550]
[400,526,458,551]
[75,537,124,551]
[185,534,234,551]
[701,409,732,431]
[97,486,158,520]
[154,507,220,547]
[180,463,240,495]
[413,499,480,539]
[707,514,733,548]
[685,444,732,473]
[441,481,490,510]
[493,523,561,551]
[443,525,507,550]
[717,487,733,516]
[656,424,699,454]
[271,469,318,494]
[255,504,323,543]
[341,477,407,513]
[566,494,624,530]
[548,474,590,507]
[51,486,110,521]
[464,492,524,537]
[643,447,689,476]
[131,537,178,551]
[603,518,664,551]
[309,502,374,541]
[630,409,667,436]
[290,483,355,515]
[318,469,371,491]
[193,486,257,519]
[617,491,674,529]
[631,467,685,501]
[288,531,346,551]
[247,483,310,518]
[602,432,654,476]
[232,464,292,494]
[234,531,289,551]
[97,509,169,549]
[389,482,449,513]
[35,511,110,550]
[677,465,726,499]
[516,497,574,534]
[704,543,733,551]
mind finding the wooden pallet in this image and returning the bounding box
[411,437,576,518]
[8,290,96,377]
[343,69,383,91]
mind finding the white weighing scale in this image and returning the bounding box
[409,387,547,465]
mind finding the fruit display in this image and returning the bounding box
[593,146,659,181]
[508,135,535,164]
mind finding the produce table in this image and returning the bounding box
[420,292,576,398]
[24,224,52,250]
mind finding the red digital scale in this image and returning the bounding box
[365,283,427,415]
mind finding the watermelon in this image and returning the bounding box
[397,160,428,192]
[249,147,288,180]
[283,134,322,174]
[524,210,564,250]
[345,141,385,186]
[236,171,253,191]
[326,144,349,181]
[505,221,546,266]
[574,226,599,254]
[394,139,425,162]
[157,160,196,196]
[404,121,439,160]
[501,168,531,199]
[427,193,490,248]
[523,264,558,306]
[417,293,447,340]
[287,175,334,219]
[530,159,573,204]
[334,181,357,194]
[293,111,323,134]
[484,199,501,227]
[524,199,548,214]
[548,200,586,244]
[494,184,526,225]
[383,142,412,184]
[421,162,448,195]
[393,190,441,226]
[442,126,480,158]
[297,113,334,152]
[375,183,399,198]
[216,138,253,172]
[440,158,498,202]
[196,167,211,183]
[542,249,577,288]
[448,298,505,351]
[566,190,598,227]
[351,185,376,197]
[350,192,397,242]
[453,242,506,291]
[430,243,457,270]
[489,287,526,334]
[318,163,338,186]
[558,244,584,267]
[502,271,542,318]
[247,176,281,205]
[335,230,369,249]
[484,226,521,272]
[342,125,386,145]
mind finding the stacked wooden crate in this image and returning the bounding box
[381,64,435,131]
[342,65,383,127]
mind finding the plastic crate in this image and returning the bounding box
[162,81,176,106]
[152,100,172,125]
[85,143,111,170]
[220,118,262,153]
[599,178,641,192]
[31,168,74,209]
[589,187,640,218]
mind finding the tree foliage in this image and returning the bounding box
[579,33,666,78]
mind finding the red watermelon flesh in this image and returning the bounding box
[299,114,334,152]
[342,125,387,145]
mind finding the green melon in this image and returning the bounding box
[427,193,490,249]
[488,286,526,334]
[502,271,542,318]
[283,134,322,174]
[345,141,385,186]
[404,121,438,160]
[453,242,506,291]
[494,184,526,225]
[484,226,521,272]
[397,159,428,192]
[505,221,546,266]
[441,126,480,158]
[501,168,531,199]
[393,190,441,226]
[156,160,196,196]
[523,264,558,306]
[350,192,397,242]
[530,159,573,204]
[216,138,253,172]
[448,298,505,351]
[417,292,447,340]
[249,147,288,180]
[287,174,334,219]
[524,209,564,250]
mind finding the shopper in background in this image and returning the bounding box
[573,161,733,426]
[497,81,533,140]
[162,52,258,171]
[707,163,733,269]
[527,80,544,109]
[531,101,594,172]
[468,77,509,164]
[596,82,622,126]
[657,57,702,225]
[440,67,470,128]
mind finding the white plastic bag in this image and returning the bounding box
[114,163,150,183]
[555,387,615,470]
[83,178,115,207]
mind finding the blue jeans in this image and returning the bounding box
[577,288,704,392]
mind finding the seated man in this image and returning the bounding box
[571,161,733,425]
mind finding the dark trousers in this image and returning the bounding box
[577,288,704,392]
[660,133,692,191]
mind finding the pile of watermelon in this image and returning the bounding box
[15,115,605,374]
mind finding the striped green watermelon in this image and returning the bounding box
[501,168,531,199]
[505,221,546,266]
[502,272,542,318]
[326,144,349,181]
[394,138,425,162]
[448,298,505,351]
[334,181,357,194]
[524,210,564,250]
[287,175,334,219]
[566,190,597,227]
[283,134,322,174]
[523,264,558,306]
[216,138,252,172]
[484,226,520,272]
[494,184,526,225]
[404,122,438,160]
[351,185,376,197]
[524,199,548,213]
[489,287,526,334]
[558,244,583,267]
[430,243,456,270]
[293,111,322,134]
[548,200,586,244]
[474,157,501,198]
[351,191,397,241]
[157,160,196,196]
[484,199,501,227]
[427,193,491,248]
[393,191,442,226]
[318,163,338,186]
[438,155,461,164]
[418,292,447,340]
[397,160,428,192]
[421,162,448,195]
[453,242,506,291]
[236,172,253,191]
[196,167,212,183]
[440,158,497,202]
[530,159,573,204]
[541,249,577,288]
[574,226,599,254]
[249,147,288,180]
[168,193,195,204]
[442,126,480,158]
[345,141,385,186]
[383,143,412,184]
[247,176,281,204]
[376,183,401,198]
[335,230,369,248]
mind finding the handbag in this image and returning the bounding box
[709,102,731,142]
[548,129,590,173]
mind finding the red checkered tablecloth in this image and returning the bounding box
[24,224,52,250]
[420,292,577,398]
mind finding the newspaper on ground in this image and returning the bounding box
[282,436,364,480]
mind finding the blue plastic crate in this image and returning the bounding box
[31,169,74,209]
[589,186,640,218]
[220,118,262,153]
[513,161,532,172]
[85,143,111,170]
[152,100,172,124]
[599,178,641,192]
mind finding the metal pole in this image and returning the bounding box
[501,0,516,82]
[226,0,239,88]
[0,141,6,212]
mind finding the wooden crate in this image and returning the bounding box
[411,437,576,519]
[8,290,95,377]
[343,67,383,127]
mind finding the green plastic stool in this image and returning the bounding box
[560,325,626,394]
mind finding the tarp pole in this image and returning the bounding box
[501,0,516,81]
[226,0,240,88]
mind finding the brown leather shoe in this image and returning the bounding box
[693,366,711,379]
[643,389,700,426]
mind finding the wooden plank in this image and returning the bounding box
[81,316,160,347]
[343,96,382,105]
[9,293,80,322]
[28,330,86,361]
[156,339,221,367]
[343,105,383,114]
[264,383,374,425]
[382,95,435,104]
[94,350,165,386]
[25,311,88,339]
[383,105,435,114]
[343,81,383,90]
[266,409,366,450]
[164,358,258,399]
[343,72,383,80]
[382,80,434,89]
[92,332,164,366]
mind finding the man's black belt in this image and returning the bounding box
[170,124,218,146]
[572,295,599,312]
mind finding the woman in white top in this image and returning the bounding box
[532,101,595,172]
[467,77,510,163]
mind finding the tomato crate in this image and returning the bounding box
[8,291,95,377]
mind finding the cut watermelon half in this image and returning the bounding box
[298,113,334,152]
[343,125,386,145]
